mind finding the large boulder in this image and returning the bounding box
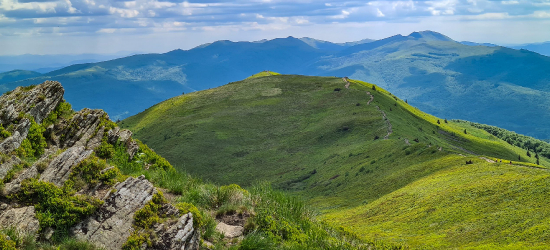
[39,146,93,186]
[49,108,109,149]
[0,81,64,125]
[0,119,30,154]
[72,176,157,250]
[152,212,200,250]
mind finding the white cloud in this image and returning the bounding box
[376,8,385,17]
[501,1,519,5]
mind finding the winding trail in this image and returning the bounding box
[343,78,392,140]
[342,77,350,89]
[376,106,393,139]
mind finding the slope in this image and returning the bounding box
[121,73,550,248]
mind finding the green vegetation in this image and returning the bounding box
[0,232,16,250]
[11,179,103,241]
[0,227,102,250]
[42,100,74,127]
[325,161,550,249]
[461,120,550,158]
[121,73,550,249]
[15,118,47,158]
[247,71,281,79]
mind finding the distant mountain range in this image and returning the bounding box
[2,31,550,139]
[0,52,142,73]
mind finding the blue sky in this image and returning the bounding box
[1,0,550,55]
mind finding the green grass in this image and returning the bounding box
[246,71,281,79]
[121,73,550,248]
[324,161,550,249]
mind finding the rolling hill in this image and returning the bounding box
[121,73,550,249]
[4,31,550,139]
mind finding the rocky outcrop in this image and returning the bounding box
[2,166,38,196]
[0,155,21,180]
[152,212,200,250]
[72,176,157,250]
[0,81,64,125]
[107,127,138,160]
[0,118,30,154]
[39,146,93,186]
[0,203,40,235]
[48,109,108,149]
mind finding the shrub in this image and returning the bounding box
[176,202,204,228]
[95,141,115,159]
[16,119,46,158]
[0,125,11,139]
[122,232,151,250]
[65,156,120,190]
[12,179,103,239]
[0,233,16,250]
[134,192,166,229]
[43,100,74,126]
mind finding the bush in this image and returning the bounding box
[176,202,204,228]
[122,232,151,250]
[95,141,115,159]
[42,100,74,127]
[134,192,166,229]
[12,179,103,239]
[16,119,46,158]
[66,156,121,190]
[0,233,16,250]
[0,125,11,139]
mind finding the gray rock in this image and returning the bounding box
[127,140,139,160]
[0,155,21,180]
[52,109,108,149]
[2,166,38,195]
[0,204,40,236]
[39,146,93,187]
[152,212,200,250]
[72,176,157,250]
[0,81,64,125]
[118,129,133,143]
[215,222,244,238]
[107,127,120,144]
[0,119,30,154]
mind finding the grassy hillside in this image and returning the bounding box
[121,73,550,248]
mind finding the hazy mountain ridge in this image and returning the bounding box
[3,30,550,139]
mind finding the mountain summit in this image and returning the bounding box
[407,30,454,41]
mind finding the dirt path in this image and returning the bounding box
[376,106,393,139]
[366,91,374,105]
[343,78,391,140]
[342,77,350,89]
[479,157,495,163]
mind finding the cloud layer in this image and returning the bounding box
[1,0,550,54]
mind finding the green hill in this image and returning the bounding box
[0,70,41,85]
[121,73,550,249]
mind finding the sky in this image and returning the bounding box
[1,0,550,55]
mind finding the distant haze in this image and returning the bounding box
[1,0,550,55]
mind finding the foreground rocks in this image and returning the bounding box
[0,203,40,235]
[0,81,200,250]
